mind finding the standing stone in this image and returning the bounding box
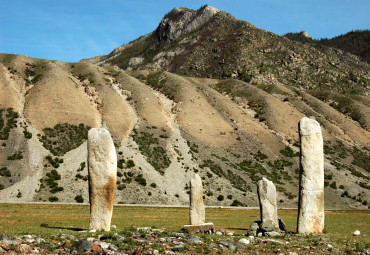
[88,128,117,231]
[257,177,279,232]
[297,117,324,234]
[189,173,205,225]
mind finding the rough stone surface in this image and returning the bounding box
[247,221,260,237]
[189,173,205,225]
[257,177,279,232]
[88,128,117,231]
[297,117,325,234]
[183,223,214,234]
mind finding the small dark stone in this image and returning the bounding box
[278,216,288,232]
[172,245,185,252]
[75,239,92,252]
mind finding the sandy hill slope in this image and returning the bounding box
[0,52,369,209]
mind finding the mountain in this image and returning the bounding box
[82,6,370,97]
[285,30,370,64]
[0,6,369,209]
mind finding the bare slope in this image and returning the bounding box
[0,53,369,209]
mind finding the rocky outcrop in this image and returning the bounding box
[156,6,220,42]
[88,128,117,231]
[297,117,325,234]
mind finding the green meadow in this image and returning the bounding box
[0,204,368,237]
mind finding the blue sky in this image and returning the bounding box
[1,0,369,62]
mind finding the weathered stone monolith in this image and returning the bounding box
[183,173,214,234]
[88,128,117,231]
[190,173,205,225]
[297,117,324,234]
[257,177,279,232]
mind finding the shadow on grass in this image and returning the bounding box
[40,224,86,232]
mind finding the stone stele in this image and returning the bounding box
[297,117,325,234]
[257,177,279,232]
[189,173,205,225]
[88,128,117,231]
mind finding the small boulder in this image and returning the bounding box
[238,238,250,245]
[353,230,361,236]
[76,239,93,252]
[247,221,261,236]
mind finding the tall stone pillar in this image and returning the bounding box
[189,173,205,225]
[297,117,324,234]
[88,128,117,231]
[183,173,214,234]
[257,177,279,232]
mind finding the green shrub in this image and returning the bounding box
[280,146,299,157]
[16,191,22,198]
[132,131,170,174]
[48,196,58,202]
[150,183,157,188]
[7,151,23,160]
[330,181,337,189]
[254,150,268,161]
[206,191,213,197]
[126,159,135,168]
[231,200,244,207]
[135,174,147,186]
[77,162,86,172]
[117,184,126,190]
[351,147,370,171]
[0,167,11,177]
[117,159,125,169]
[45,155,63,168]
[0,184,4,190]
[74,195,84,203]
[0,108,19,140]
[23,127,32,139]
[39,123,90,156]
[217,195,224,201]
[50,186,64,193]
[227,195,233,200]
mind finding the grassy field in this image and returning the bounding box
[0,203,369,239]
[0,204,369,254]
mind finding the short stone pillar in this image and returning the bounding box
[183,173,214,234]
[297,117,325,234]
[257,177,279,232]
[88,128,117,231]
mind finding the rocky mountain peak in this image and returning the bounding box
[156,5,220,42]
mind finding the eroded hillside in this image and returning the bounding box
[0,53,369,209]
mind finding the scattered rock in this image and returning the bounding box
[75,239,93,252]
[91,244,102,252]
[353,230,361,236]
[188,235,201,244]
[264,231,281,237]
[62,241,73,249]
[238,238,250,245]
[16,244,32,254]
[172,245,185,252]
[215,231,223,235]
[247,221,261,237]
